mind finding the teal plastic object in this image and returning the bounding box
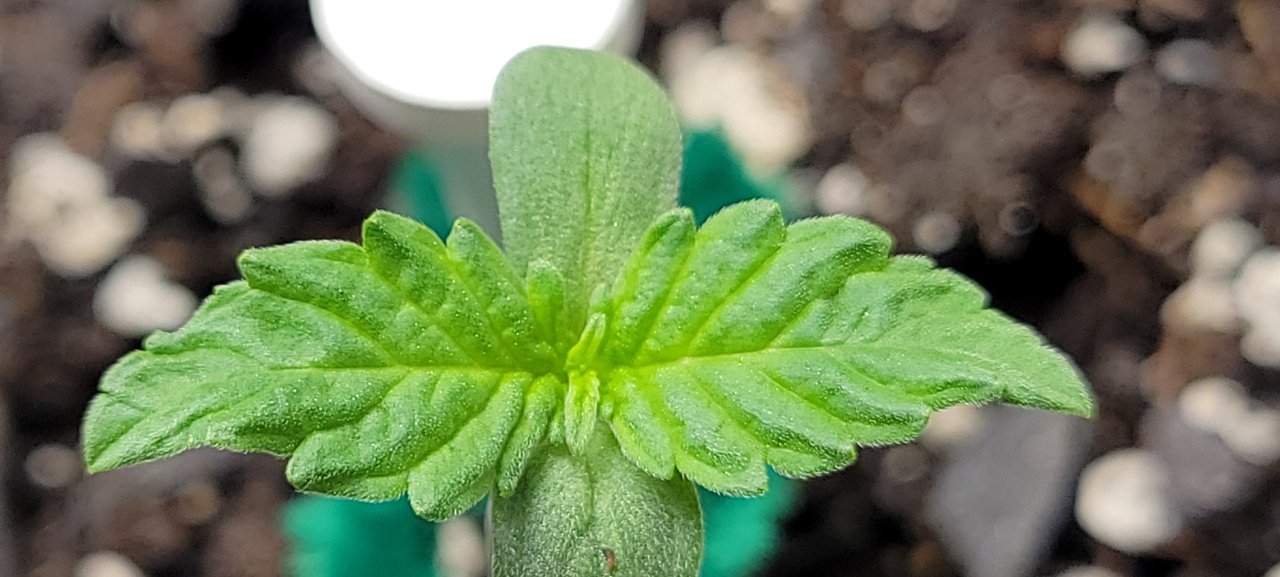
[677,129,791,224]
[389,150,453,236]
[284,128,797,577]
[700,471,794,577]
[286,497,438,577]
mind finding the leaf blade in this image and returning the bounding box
[600,202,1094,495]
[490,46,683,338]
[82,211,561,518]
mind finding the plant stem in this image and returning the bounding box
[490,430,703,576]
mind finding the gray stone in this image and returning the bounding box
[24,443,82,490]
[928,407,1090,577]
[1155,39,1221,87]
[1143,407,1265,517]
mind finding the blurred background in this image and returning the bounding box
[3,0,1280,576]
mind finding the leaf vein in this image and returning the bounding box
[364,259,489,366]
[442,256,523,364]
[743,360,852,432]
[763,296,825,348]
[615,233,695,362]
[247,284,400,365]
[680,243,784,351]
[405,371,513,490]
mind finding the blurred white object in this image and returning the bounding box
[193,146,254,224]
[25,443,82,490]
[111,102,168,160]
[1179,376,1252,434]
[312,1,640,111]
[666,40,812,174]
[1057,567,1122,577]
[1160,277,1239,333]
[310,0,644,235]
[1190,218,1262,279]
[1180,376,1280,465]
[4,134,144,278]
[162,93,231,157]
[1155,39,1221,87]
[1235,249,1280,367]
[919,404,986,451]
[241,96,338,197]
[75,551,146,577]
[1075,449,1182,553]
[913,211,962,255]
[438,516,486,577]
[1061,12,1148,77]
[94,255,197,338]
[815,163,870,216]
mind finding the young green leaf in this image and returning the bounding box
[491,429,702,577]
[490,46,683,342]
[598,200,1093,495]
[82,211,562,519]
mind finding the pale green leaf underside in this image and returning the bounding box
[596,200,1094,496]
[83,211,562,520]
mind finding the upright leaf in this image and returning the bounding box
[82,211,562,519]
[599,201,1094,495]
[490,46,683,339]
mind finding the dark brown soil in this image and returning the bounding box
[2,1,1279,576]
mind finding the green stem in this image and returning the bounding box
[490,429,703,576]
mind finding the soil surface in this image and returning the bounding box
[3,1,1280,577]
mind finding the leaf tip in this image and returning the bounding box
[448,217,484,239]
[656,206,696,227]
[80,438,109,474]
[79,394,132,474]
[446,218,503,256]
[362,209,411,239]
[563,369,602,456]
[1002,362,1097,419]
[81,444,120,475]
[723,198,783,221]
[1058,386,1097,419]
[233,247,262,273]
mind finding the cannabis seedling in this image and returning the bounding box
[82,47,1093,577]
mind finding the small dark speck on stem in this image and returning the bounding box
[602,547,618,573]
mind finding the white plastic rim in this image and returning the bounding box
[311,0,643,111]
[309,0,644,237]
